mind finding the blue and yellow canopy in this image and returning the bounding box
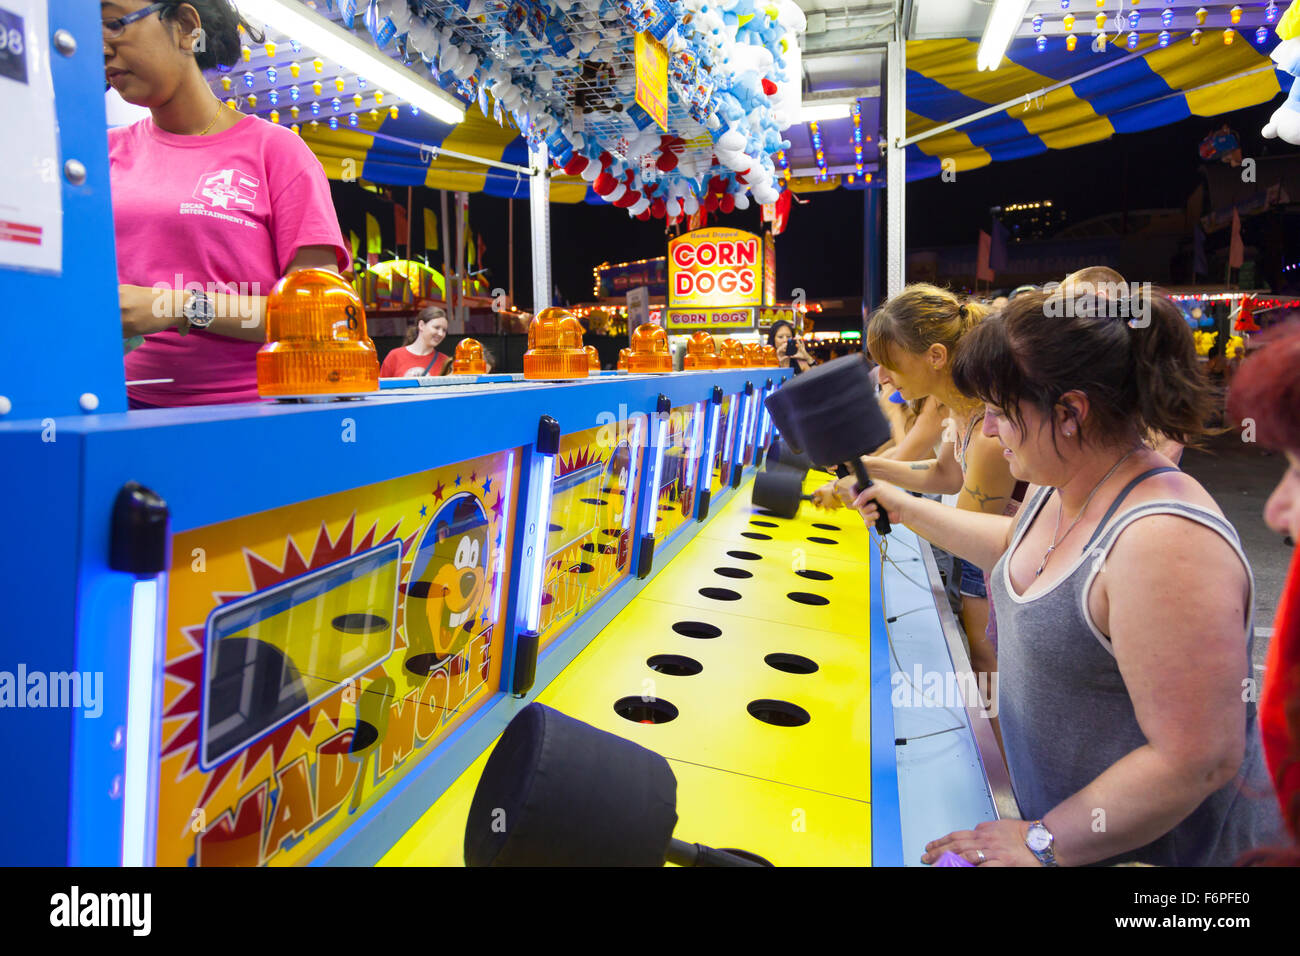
[903,32,1289,180]
[302,33,1292,197]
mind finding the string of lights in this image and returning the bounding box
[1046,2,1278,52]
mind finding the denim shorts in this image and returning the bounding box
[958,558,987,599]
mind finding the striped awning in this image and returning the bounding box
[903,32,1289,181]
[304,106,593,203]
[302,31,1292,197]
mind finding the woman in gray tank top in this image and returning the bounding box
[852,286,1283,866]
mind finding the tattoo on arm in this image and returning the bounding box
[910,462,932,471]
[964,484,1008,511]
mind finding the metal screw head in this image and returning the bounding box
[53,29,76,56]
[64,159,87,185]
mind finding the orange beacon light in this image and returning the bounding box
[523,308,590,379]
[257,268,379,397]
[627,323,672,373]
[453,337,488,374]
[683,331,719,370]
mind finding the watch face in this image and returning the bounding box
[187,292,215,326]
[1027,825,1052,852]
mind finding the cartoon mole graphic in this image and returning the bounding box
[401,493,490,677]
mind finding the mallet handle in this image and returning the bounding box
[665,838,765,867]
[843,460,891,535]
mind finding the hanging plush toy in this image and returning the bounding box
[1263,1,1300,144]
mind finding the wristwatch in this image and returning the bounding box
[180,290,215,334]
[1025,820,1059,867]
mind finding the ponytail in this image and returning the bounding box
[867,283,985,372]
[1130,293,1218,447]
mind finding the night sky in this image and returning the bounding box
[433,98,1286,306]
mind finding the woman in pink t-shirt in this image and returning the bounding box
[379,307,453,378]
[105,0,350,407]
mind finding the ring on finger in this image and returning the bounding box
[975,849,987,864]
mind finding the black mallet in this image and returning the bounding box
[763,355,892,535]
[765,435,812,474]
[464,703,765,866]
[751,465,818,519]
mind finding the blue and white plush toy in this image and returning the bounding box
[1263,2,1300,145]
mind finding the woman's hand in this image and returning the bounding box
[850,475,909,529]
[793,335,814,366]
[922,820,1040,867]
[810,481,843,511]
[120,285,178,338]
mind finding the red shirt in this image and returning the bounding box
[380,346,449,378]
[1261,547,1300,840]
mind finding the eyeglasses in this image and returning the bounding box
[102,2,171,39]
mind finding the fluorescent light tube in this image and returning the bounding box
[978,0,1032,72]
[235,0,465,124]
[800,102,852,123]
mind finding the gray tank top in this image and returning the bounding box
[990,473,1283,866]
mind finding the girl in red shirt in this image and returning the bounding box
[380,307,452,378]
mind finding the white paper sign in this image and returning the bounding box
[0,0,62,274]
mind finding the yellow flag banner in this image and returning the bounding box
[423,208,439,251]
[365,212,382,256]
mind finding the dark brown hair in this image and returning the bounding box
[1227,321,1300,452]
[160,0,262,71]
[951,288,1217,450]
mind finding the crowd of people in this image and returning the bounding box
[812,271,1299,866]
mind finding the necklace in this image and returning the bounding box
[197,101,226,136]
[1036,448,1139,577]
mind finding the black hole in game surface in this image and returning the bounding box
[727,550,762,561]
[812,522,841,531]
[581,498,609,506]
[349,721,379,752]
[331,613,389,634]
[647,654,703,676]
[765,653,819,675]
[572,562,596,574]
[700,587,741,601]
[602,528,623,537]
[787,591,829,606]
[714,567,753,579]
[582,542,618,554]
[740,531,772,541]
[717,848,774,867]
[795,569,833,582]
[614,696,679,724]
[747,699,810,727]
[750,519,779,528]
[548,524,563,532]
[673,621,722,639]
[807,536,838,545]
[754,509,781,518]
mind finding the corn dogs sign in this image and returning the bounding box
[669,226,764,309]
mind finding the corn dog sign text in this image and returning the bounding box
[669,226,764,308]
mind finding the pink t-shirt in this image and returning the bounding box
[111,115,350,406]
